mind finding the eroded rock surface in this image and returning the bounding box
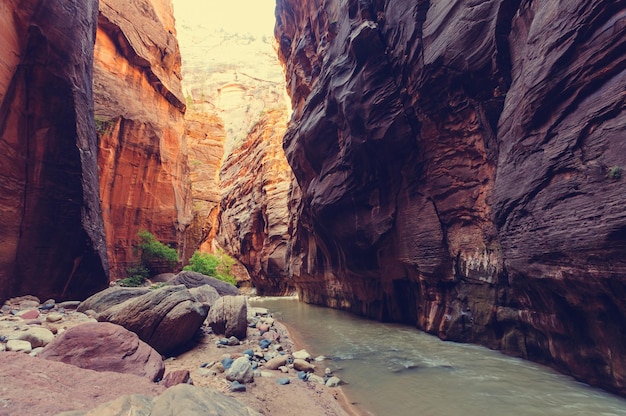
[39,322,165,381]
[94,0,192,280]
[0,0,108,302]
[85,285,208,355]
[217,110,295,295]
[276,0,626,395]
[0,352,164,416]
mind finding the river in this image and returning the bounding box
[250,297,626,416]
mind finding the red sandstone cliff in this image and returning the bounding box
[276,0,626,395]
[94,0,193,279]
[217,110,295,295]
[0,0,108,301]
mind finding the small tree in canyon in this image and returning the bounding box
[184,249,237,286]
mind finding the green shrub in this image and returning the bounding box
[119,263,149,287]
[136,230,178,275]
[609,166,623,179]
[184,250,237,286]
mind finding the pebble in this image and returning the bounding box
[314,355,327,362]
[17,327,55,348]
[16,310,39,320]
[326,376,341,387]
[308,374,325,385]
[230,381,246,392]
[264,355,288,370]
[276,378,290,385]
[227,336,240,346]
[242,348,254,358]
[297,371,309,380]
[324,368,333,376]
[292,349,312,361]
[259,339,271,349]
[279,366,289,373]
[217,338,229,346]
[260,371,274,378]
[46,313,63,323]
[6,339,32,353]
[293,359,315,372]
[29,347,44,357]
[221,357,234,370]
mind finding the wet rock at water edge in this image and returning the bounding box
[293,358,315,372]
[326,376,341,387]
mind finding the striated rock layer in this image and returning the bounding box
[276,0,626,394]
[217,110,296,295]
[183,110,225,259]
[94,0,192,279]
[0,0,108,301]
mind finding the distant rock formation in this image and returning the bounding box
[94,0,193,280]
[217,110,296,295]
[0,0,108,301]
[276,0,626,395]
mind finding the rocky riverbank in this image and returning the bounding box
[0,286,356,415]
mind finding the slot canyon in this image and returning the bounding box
[0,0,625,411]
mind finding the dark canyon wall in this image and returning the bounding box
[94,0,193,279]
[276,0,626,394]
[0,0,108,301]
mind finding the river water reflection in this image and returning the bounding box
[251,297,626,416]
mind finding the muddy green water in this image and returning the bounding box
[251,297,626,416]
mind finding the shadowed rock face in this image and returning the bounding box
[0,0,108,302]
[276,0,626,395]
[94,0,192,279]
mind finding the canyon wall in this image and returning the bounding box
[217,109,295,295]
[0,0,108,301]
[276,0,626,394]
[175,11,294,290]
[94,0,192,279]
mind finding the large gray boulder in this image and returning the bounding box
[89,285,208,355]
[169,271,239,296]
[189,285,221,308]
[57,384,261,416]
[39,322,164,382]
[206,296,248,339]
[77,287,151,313]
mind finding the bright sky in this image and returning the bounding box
[172,0,277,37]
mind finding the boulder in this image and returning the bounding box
[56,384,261,416]
[93,285,209,355]
[226,357,255,384]
[207,296,248,339]
[0,352,164,415]
[169,271,239,296]
[77,287,152,313]
[39,322,164,382]
[189,285,220,308]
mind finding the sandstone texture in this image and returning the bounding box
[170,270,240,296]
[0,352,164,415]
[58,383,261,416]
[184,111,225,259]
[39,322,165,381]
[84,285,208,355]
[94,0,193,280]
[0,0,108,302]
[207,296,248,339]
[217,110,296,295]
[276,0,626,395]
